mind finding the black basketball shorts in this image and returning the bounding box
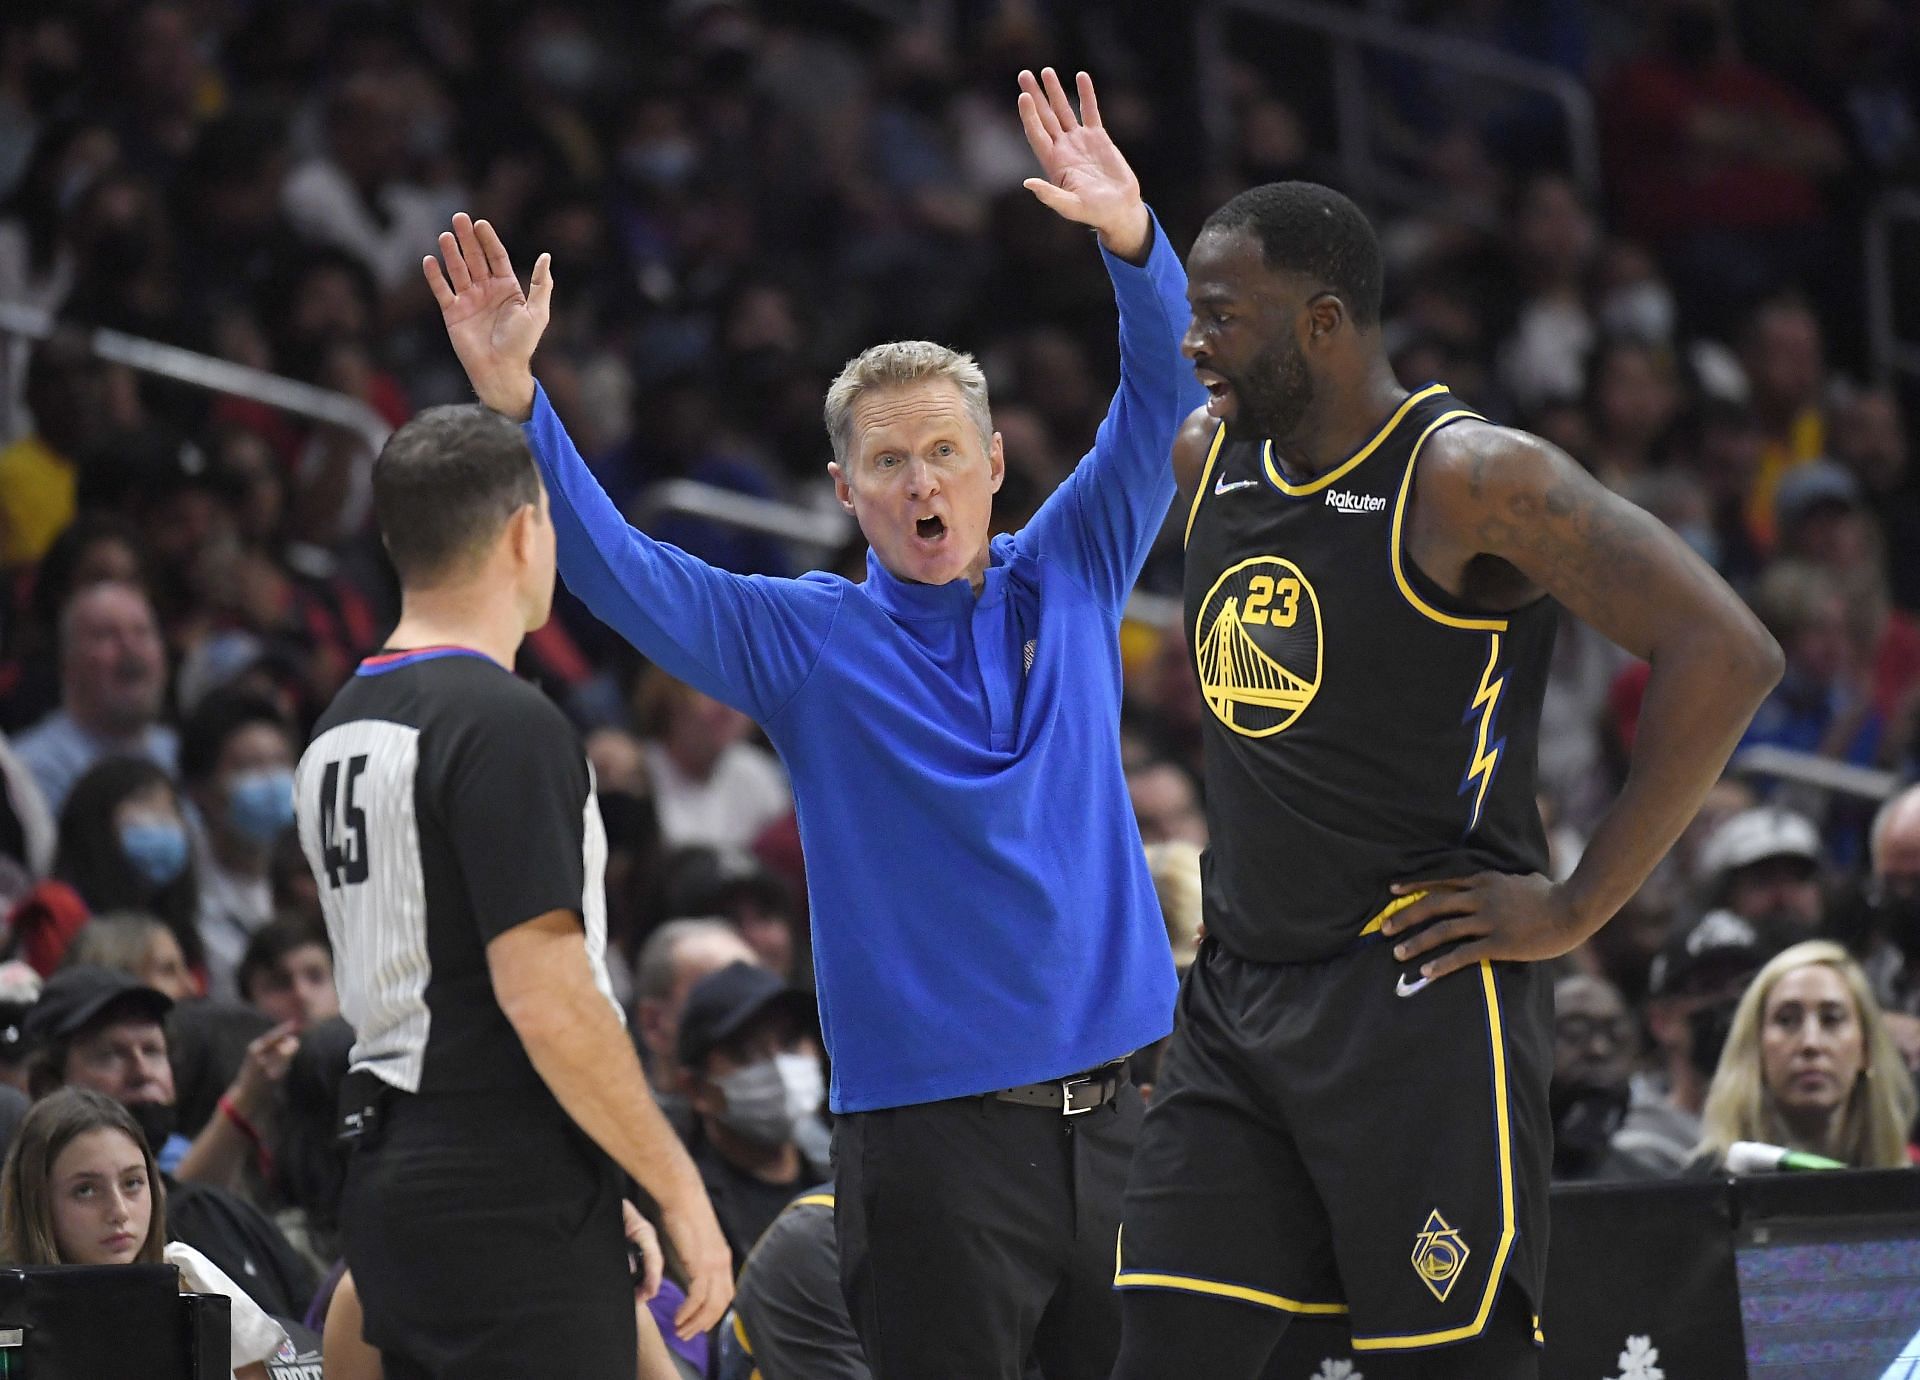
[1117,935,1552,1355]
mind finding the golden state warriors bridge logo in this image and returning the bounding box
[1194,556,1322,738]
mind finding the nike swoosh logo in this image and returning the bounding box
[1215,475,1260,495]
[1395,973,1431,998]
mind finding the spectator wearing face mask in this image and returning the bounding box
[180,691,299,999]
[15,581,174,815]
[4,757,205,985]
[677,962,828,1270]
[1625,908,1783,1174]
[632,918,759,1122]
[1551,974,1663,1182]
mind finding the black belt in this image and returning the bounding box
[991,1059,1130,1116]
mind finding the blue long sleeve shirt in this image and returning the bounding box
[525,215,1204,1112]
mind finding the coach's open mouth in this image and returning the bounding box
[916,516,947,541]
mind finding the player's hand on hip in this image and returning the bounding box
[1015,68,1151,262]
[1380,872,1581,982]
[659,1190,733,1340]
[422,212,550,422]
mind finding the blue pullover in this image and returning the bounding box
[524,215,1204,1112]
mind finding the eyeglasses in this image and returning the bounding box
[1554,1015,1634,1050]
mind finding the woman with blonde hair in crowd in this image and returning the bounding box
[1697,939,1916,1171]
[0,1087,287,1377]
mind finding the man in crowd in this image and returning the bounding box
[1862,784,1920,1016]
[21,965,317,1317]
[427,68,1200,1377]
[633,917,759,1117]
[180,689,298,997]
[678,961,828,1268]
[1623,909,1781,1173]
[1696,804,1824,932]
[1550,973,1662,1182]
[16,581,175,812]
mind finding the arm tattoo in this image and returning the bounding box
[1471,451,1656,624]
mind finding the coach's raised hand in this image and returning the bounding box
[1016,67,1151,264]
[423,212,549,422]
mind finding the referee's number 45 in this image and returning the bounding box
[318,756,371,888]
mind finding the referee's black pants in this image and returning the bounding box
[834,1080,1142,1380]
[341,1089,636,1380]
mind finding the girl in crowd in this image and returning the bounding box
[1698,940,1917,1170]
[0,1087,286,1377]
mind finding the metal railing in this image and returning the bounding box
[1865,189,1920,385]
[1195,0,1602,215]
[0,302,391,453]
[0,309,1189,630]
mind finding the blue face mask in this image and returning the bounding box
[226,768,296,847]
[120,821,189,888]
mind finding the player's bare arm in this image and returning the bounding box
[1383,422,1783,980]
[1171,406,1219,523]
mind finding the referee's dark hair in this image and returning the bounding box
[1202,182,1384,328]
[373,404,542,586]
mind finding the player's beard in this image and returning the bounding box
[1229,333,1315,444]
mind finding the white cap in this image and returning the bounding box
[1697,806,1820,885]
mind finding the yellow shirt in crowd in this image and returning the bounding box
[0,434,75,567]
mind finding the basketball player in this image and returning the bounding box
[1110,183,1783,1378]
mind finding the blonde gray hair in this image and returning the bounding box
[1698,940,1916,1171]
[823,341,992,467]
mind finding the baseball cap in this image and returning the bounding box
[1647,909,1781,999]
[23,966,173,1048]
[677,961,813,1070]
[1775,460,1862,531]
[1696,806,1821,886]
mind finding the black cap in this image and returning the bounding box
[677,962,812,1070]
[23,966,173,1047]
[1647,910,1783,1000]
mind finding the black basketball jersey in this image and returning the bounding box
[1182,384,1557,963]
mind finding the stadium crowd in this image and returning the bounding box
[0,0,1917,1373]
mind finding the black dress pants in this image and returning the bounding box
[834,1082,1143,1380]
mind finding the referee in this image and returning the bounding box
[293,406,731,1378]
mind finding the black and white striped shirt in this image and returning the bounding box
[295,646,617,1096]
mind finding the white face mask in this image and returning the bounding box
[714,1051,823,1145]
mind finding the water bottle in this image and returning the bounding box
[0,1324,24,1376]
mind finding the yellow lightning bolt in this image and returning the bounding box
[1463,632,1504,830]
